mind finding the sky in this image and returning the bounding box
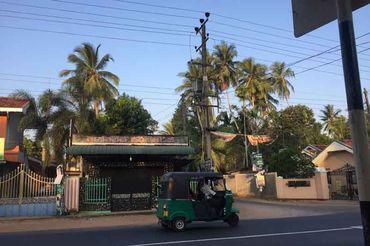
[0,0,369,130]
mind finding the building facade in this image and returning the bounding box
[0,97,42,175]
[312,141,357,199]
[66,134,194,211]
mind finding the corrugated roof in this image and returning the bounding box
[0,97,29,108]
[66,145,194,156]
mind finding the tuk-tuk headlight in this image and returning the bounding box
[163,204,169,217]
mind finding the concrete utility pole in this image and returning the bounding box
[336,0,370,244]
[195,12,212,171]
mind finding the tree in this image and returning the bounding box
[104,93,158,135]
[60,43,120,117]
[23,137,42,159]
[320,104,342,137]
[10,89,72,165]
[160,122,175,135]
[213,41,238,91]
[235,58,277,114]
[268,148,316,178]
[270,62,295,101]
[213,42,238,115]
[268,105,325,150]
[331,115,351,141]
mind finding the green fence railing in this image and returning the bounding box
[84,178,108,204]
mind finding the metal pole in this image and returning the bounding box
[242,100,249,168]
[336,0,370,244]
[200,15,212,171]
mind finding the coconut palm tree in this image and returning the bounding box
[320,104,342,137]
[60,43,120,117]
[213,41,239,129]
[270,62,295,101]
[160,122,175,135]
[236,58,277,112]
[213,41,238,91]
[10,89,72,166]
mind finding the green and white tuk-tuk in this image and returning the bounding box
[156,172,239,232]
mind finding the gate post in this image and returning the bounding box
[18,164,25,204]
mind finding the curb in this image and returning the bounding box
[0,209,155,222]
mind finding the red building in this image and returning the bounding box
[0,97,43,175]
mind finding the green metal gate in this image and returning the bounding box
[84,178,109,204]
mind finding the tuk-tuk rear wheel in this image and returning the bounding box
[172,217,186,232]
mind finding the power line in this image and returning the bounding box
[0,85,352,106]
[152,103,178,117]
[47,0,198,20]
[111,0,203,14]
[3,13,370,73]
[214,38,370,74]
[0,25,189,47]
[0,77,182,92]
[0,1,194,28]
[210,29,330,53]
[111,0,339,43]
[0,0,344,52]
[210,20,335,49]
[0,9,190,34]
[3,1,368,64]
[4,9,369,68]
[1,68,369,96]
[54,0,341,49]
[288,33,370,66]
[296,47,370,75]
[0,14,190,37]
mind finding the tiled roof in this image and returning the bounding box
[341,139,353,148]
[0,97,29,109]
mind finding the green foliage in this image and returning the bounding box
[60,43,119,118]
[268,148,316,178]
[23,137,42,159]
[105,93,158,135]
[331,115,351,141]
[11,89,72,165]
[269,105,325,150]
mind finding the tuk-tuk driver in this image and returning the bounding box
[201,179,216,199]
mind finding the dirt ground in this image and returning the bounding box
[0,198,359,234]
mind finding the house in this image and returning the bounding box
[0,97,43,175]
[312,140,357,199]
[66,134,194,211]
[0,97,43,176]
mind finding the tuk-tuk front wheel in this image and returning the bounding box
[172,217,186,232]
[226,213,239,227]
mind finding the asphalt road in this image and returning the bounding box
[0,211,364,246]
[0,199,363,245]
